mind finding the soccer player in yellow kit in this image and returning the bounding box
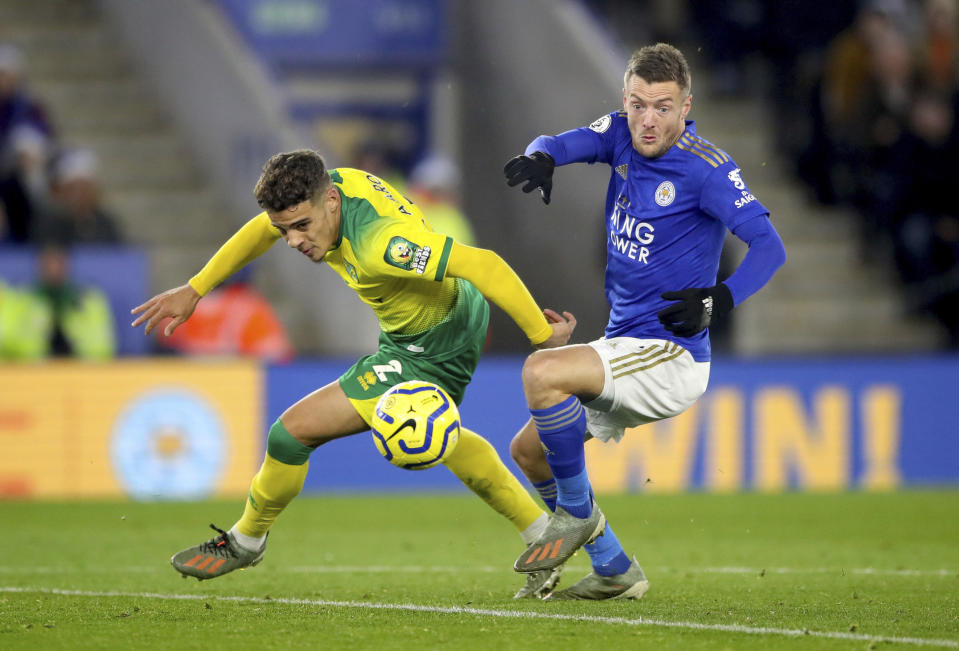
[131,150,576,598]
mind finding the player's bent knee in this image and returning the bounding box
[509,425,545,474]
[266,419,314,466]
[521,350,561,395]
[509,438,534,474]
[508,434,525,466]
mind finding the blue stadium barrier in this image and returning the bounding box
[216,0,446,69]
[0,245,150,355]
[267,355,959,493]
[9,354,954,499]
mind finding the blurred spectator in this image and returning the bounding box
[156,266,294,362]
[782,0,959,343]
[849,25,917,250]
[32,148,122,245]
[802,3,915,208]
[759,1,859,159]
[919,0,958,92]
[0,42,54,244]
[0,246,116,360]
[408,155,476,246]
[822,5,898,130]
[886,88,959,344]
[0,279,40,358]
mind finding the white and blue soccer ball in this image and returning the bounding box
[371,380,461,470]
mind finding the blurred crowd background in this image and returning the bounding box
[0,0,957,361]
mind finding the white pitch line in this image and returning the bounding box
[1,586,956,649]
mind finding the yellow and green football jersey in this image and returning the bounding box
[322,169,488,412]
[323,168,460,337]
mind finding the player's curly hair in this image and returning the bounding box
[624,43,691,95]
[254,149,331,213]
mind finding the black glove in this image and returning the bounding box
[503,152,555,204]
[657,284,734,337]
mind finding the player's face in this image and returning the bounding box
[623,76,691,158]
[269,185,341,264]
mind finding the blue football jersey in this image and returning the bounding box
[527,114,770,361]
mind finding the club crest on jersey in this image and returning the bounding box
[385,236,431,274]
[654,181,676,206]
[589,114,611,133]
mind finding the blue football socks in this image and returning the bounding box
[585,524,632,576]
[530,396,591,519]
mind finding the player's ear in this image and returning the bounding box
[682,93,692,118]
[324,183,339,206]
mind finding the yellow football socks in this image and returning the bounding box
[234,422,543,544]
[443,427,544,533]
[235,452,309,539]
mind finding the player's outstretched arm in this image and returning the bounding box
[189,213,281,296]
[132,213,281,337]
[504,124,613,205]
[445,241,574,348]
[131,284,201,336]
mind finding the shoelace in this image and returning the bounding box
[198,523,238,558]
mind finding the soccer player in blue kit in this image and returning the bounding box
[503,43,786,600]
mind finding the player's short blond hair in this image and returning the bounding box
[254,149,332,213]
[624,43,691,96]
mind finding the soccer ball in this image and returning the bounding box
[371,381,461,470]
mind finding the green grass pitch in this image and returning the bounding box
[2,490,957,650]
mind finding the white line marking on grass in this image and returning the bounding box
[1,586,956,649]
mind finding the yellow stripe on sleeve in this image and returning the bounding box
[676,140,718,167]
[689,136,729,163]
[679,135,723,166]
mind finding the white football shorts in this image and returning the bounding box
[583,337,710,443]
